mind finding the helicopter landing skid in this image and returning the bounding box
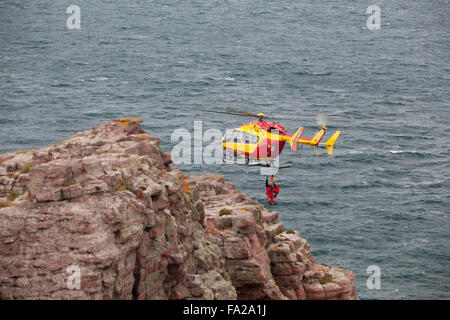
[248,161,292,169]
[223,157,292,169]
[223,160,249,166]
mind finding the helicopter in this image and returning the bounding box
[194,108,342,168]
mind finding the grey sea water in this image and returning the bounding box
[1,0,449,299]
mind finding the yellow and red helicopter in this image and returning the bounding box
[195,108,342,168]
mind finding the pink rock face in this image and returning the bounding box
[187,174,357,300]
[0,119,357,300]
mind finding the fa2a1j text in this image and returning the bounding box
[183,304,266,317]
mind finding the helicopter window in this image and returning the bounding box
[223,131,259,144]
[234,131,246,143]
[233,132,243,143]
[236,131,259,144]
[223,132,233,142]
[246,133,259,144]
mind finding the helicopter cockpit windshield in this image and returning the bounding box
[223,130,259,144]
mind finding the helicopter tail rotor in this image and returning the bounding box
[315,113,343,128]
[315,113,328,127]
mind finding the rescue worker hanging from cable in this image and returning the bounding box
[265,176,280,205]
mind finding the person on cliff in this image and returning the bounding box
[266,176,280,205]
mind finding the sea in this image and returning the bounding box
[1,0,449,299]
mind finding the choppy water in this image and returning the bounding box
[1,0,449,299]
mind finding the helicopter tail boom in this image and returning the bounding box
[296,126,327,146]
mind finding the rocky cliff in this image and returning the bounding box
[0,118,357,300]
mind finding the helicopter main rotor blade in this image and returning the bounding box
[228,109,267,118]
[266,115,316,120]
[190,108,344,123]
[190,108,266,119]
[267,114,343,120]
